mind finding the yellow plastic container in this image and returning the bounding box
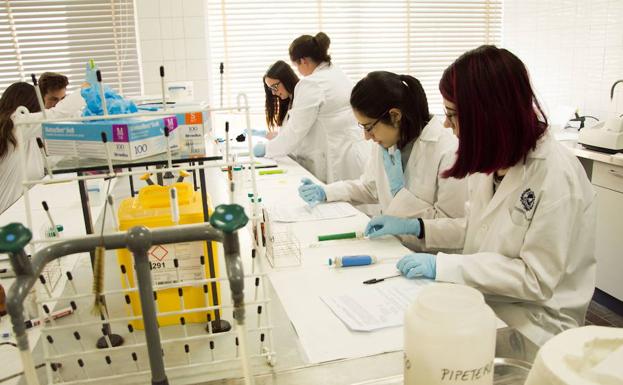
[117,182,221,329]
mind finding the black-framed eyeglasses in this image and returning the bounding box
[443,107,458,124]
[358,110,389,133]
[268,81,281,92]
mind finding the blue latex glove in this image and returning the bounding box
[80,86,138,116]
[364,215,421,238]
[253,142,266,157]
[246,129,268,137]
[396,253,436,279]
[298,178,326,205]
[382,147,405,196]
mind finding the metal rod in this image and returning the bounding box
[160,66,167,111]
[198,161,223,329]
[126,226,169,385]
[164,125,173,171]
[219,62,224,108]
[11,104,250,126]
[128,168,136,197]
[96,70,108,116]
[23,160,249,187]
[35,138,53,179]
[100,132,114,175]
[31,74,47,119]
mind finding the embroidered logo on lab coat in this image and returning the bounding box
[520,189,536,211]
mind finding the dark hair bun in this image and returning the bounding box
[314,32,330,52]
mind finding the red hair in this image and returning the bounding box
[439,45,547,179]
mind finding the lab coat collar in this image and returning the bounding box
[402,117,444,183]
[475,129,551,221]
[418,116,444,142]
[478,164,523,221]
[312,61,330,74]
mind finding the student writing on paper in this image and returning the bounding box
[365,46,596,346]
[298,71,467,252]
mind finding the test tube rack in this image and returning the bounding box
[5,70,274,384]
[263,209,301,268]
[2,220,276,385]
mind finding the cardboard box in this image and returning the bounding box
[171,102,212,155]
[174,110,210,155]
[43,116,179,161]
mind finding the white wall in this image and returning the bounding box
[135,0,211,102]
[503,0,623,121]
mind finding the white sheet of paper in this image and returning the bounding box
[269,264,507,364]
[267,201,359,222]
[320,283,427,332]
[269,264,423,363]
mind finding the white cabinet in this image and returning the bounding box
[592,162,623,300]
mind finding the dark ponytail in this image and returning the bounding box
[263,60,300,128]
[289,32,331,64]
[0,82,40,158]
[350,71,430,149]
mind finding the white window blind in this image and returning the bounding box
[0,0,141,96]
[207,0,502,113]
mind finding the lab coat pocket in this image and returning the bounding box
[509,204,533,227]
[498,207,531,257]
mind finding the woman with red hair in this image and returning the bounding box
[367,45,596,345]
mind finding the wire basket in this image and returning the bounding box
[264,212,301,268]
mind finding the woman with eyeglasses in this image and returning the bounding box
[247,61,298,139]
[258,60,299,140]
[298,71,467,251]
[253,32,368,183]
[366,46,596,345]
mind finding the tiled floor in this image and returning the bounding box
[586,300,623,327]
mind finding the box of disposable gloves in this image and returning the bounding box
[42,116,179,161]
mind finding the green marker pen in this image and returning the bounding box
[259,169,286,175]
[317,231,363,242]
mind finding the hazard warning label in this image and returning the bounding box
[148,241,205,285]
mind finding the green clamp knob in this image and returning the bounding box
[210,204,248,233]
[0,223,33,253]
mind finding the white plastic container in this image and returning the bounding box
[525,326,623,385]
[404,283,496,385]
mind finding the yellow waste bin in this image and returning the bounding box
[117,182,221,329]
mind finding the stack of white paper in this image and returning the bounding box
[267,201,359,222]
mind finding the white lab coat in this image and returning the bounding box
[0,91,84,213]
[324,117,467,251]
[423,132,596,345]
[265,62,369,183]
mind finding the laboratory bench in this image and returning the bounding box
[557,130,623,312]
[1,131,539,385]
